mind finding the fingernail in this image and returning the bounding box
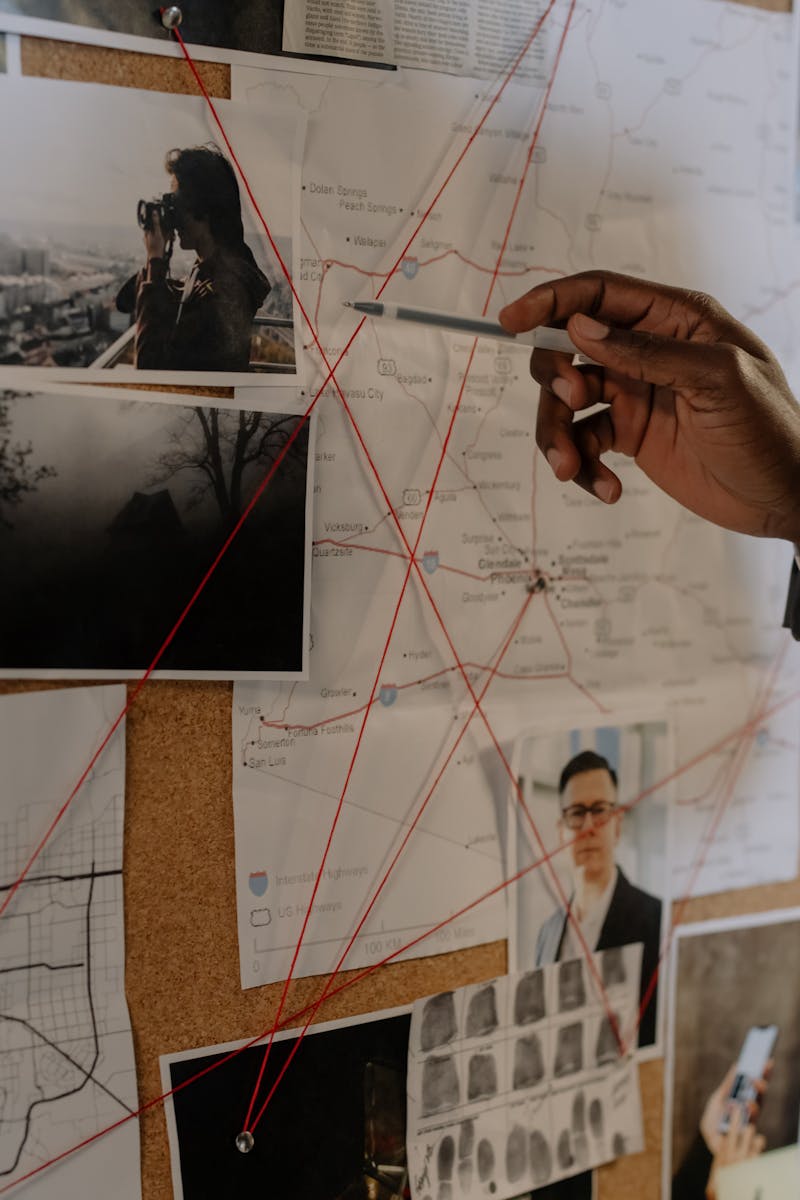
[573,314,609,340]
[593,479,615,503]
[547,448,565,477]
[551,377,572,404]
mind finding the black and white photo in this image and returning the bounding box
[161,1008,411,1200]
[508,720,672,1057]
[665,909,800,1200]
[0,75,303,385]
[0,385,313,678]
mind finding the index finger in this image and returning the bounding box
[499,270,769,358]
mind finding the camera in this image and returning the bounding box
[136,193,177,237]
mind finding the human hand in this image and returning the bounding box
[699,1061,770,1156]
[143,208,167,262]
[705,1105,766,1200]
[498,271,800,542]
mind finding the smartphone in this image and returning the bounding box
[719,1024,778,1133]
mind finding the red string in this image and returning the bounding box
[1,3,791,1190]
[0,0,559,941]
[1,681,795,1195]
[0,6,567,1186]
[243,0,598,1134]
[625,640,792,1051]
[247,589,536,1133]
[241,333,482,1132]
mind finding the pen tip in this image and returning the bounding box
[342,300,352,307]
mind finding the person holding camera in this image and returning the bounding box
[122,144,270,372]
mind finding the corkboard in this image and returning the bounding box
[7,9,799,1198]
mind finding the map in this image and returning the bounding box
[0,686,139,1198]
[229,0,800,990]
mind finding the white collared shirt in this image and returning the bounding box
[559,866,619,961]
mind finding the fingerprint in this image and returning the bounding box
[458,1120,475,1160]
[589,1097,604,1140]
[505,1125,527,1183]
[595,1012,621,1066]
[514,969,546,1025]
[467,1052,498,1101]
[420,992,457,1052]
[421,1055,459,1115]
[512,1032,545,1089]
[554,1022,583,1077]
[477,1138,495,1182]
[574,1132,589,1169]
[457,1158,473,1192]
[529,1130,552,1185]
[572,1090,585,1133]
[466,984,498,1038]
[438,1135,455,1181]
[601,945,627,987]
[558,958,586,1011]
[612,1132,627,1157]
[556,1129,574,1170]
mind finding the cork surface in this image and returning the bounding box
[8,7,798,1196]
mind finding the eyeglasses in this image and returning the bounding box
[561,801,618,830]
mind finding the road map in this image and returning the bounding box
[0,686,139,1198]
[230,0,800,989]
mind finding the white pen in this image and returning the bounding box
[343,299,595,360]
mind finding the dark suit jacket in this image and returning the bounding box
[534,867,662,1048]
[785,562,800,639]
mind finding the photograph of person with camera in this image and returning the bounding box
[116,145,271,373]
[0,78,300,378]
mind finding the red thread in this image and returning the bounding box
[244,0,594,1133]
[1,680,794,1194]
[3,4,792,1190]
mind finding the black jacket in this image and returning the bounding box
[120,247,270,373]
[671,1133,713,1199]
[785,562,800,639]
[535,867,662,1049]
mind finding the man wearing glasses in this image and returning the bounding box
[534,749,662,1049]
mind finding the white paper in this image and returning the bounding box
[229,0,800,992]
[0,74,305,386]
[234,680,506,986]
[406,957,644,1199]
[0,685,139,1198]
[283,0,554,82]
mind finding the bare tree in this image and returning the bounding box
[0,391,56,528]
[149,406,306,528]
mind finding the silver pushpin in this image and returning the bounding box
[235,1131,255,1155]
[161,6,183,30]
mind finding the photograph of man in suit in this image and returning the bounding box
[534,749,662,1048]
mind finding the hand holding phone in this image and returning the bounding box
[718,1025,777,1134]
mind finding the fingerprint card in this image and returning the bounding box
[406,947,644,1198]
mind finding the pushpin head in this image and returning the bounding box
[161,6,183,30]
[235,1131,255,1155]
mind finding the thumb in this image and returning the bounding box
[568,313,748,398]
